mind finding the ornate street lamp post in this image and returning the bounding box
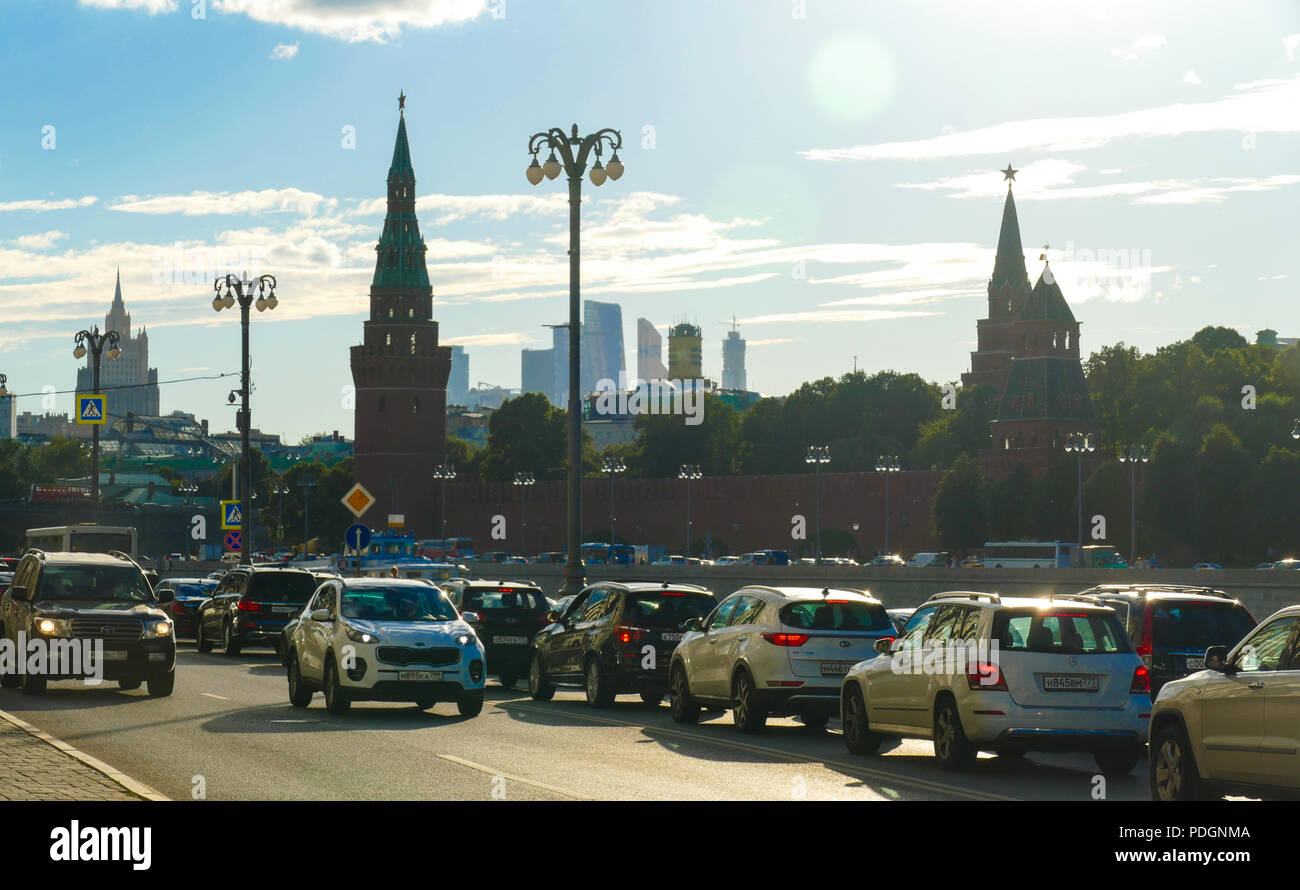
[513,472,535,558]
[73,327,121,523]
[678,464,702,557]
[1117,445,1150,565]
[806,446,831,561]
[1064,432,1096,563]
[434,463,457,545]
[602,456,626,563]
[874,455,900,557]
[524,123,624,594]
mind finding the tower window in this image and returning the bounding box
[409,332,417,355]
[385,333,392,347]
[408,308,414,318]
[412,396,420,415]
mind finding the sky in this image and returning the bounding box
[0,0,1297,442]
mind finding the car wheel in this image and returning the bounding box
[498,675,517,690]
[458,692,484,718]
[639,688,664,706]
[732,670,767,734]
[416,697,438,710]
[800,712,829,732]
[1151,726,1201,801]
[933,698,975,769]
[287,656,312,708]
[117,678,142,691]
[147,671,175,698]
[669,663,701,724]
[585,658,614,708]
[195,620,213,654]
[222,621,241,657]
[528,654,554,701]
[1095,745,1142,777]
[323,660,350,715]
[842,686,882,755]
[0,665,18,689]
[20,672,46,695]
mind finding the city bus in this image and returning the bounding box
[581,542,634,565]
[24,524,138,558]
[983,541,1075,568]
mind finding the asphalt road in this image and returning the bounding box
[0,640,1154,802]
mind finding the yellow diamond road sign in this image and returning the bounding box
[342,483,375,519]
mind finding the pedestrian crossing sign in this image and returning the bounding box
[221,500,243,530]
[76,395,106,425]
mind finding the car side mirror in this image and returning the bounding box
[7,586,27,603]
[682,617,703,633]
[1205,646,1230,673]
[309,609,332,622]
[462,611,481,625]
[155,589,174,604]
[546,610,560,624]
[874,637,894,655]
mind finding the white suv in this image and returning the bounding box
[669,587,896,733]
[285,577,486,717]
[1149,604,1300,800]
[840,592,1152,774]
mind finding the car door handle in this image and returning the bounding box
[1248,681,1265,689]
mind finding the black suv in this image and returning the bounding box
[1078,584,1257,695]
[195,566,319,655]
[0,550,176,696]
[441,579,551,688]
[528,582,716,707]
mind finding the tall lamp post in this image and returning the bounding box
[513,472,535,558]
[73,327,121,523]
[602,456,626,563]
[524,123,625,594]
[1117,445,1150,565]
[678,464,702,557]
[434,463,457,544]
[875,455,900,556]
[212,273,278,565]
[271,483,289,553]
[1064,432,1096,562]
[806,446,831,562]
[299,475,317,555]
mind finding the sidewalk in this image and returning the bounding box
[0,710,157,801]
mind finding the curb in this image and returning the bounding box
[0,708,170,801]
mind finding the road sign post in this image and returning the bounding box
[345,523,371,578]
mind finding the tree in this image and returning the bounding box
[479,393,568,481]
[932,455,986,550]
[1191,325,1248,355]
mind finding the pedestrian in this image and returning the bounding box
[388,565,399,578]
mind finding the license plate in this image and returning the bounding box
[104,650,129,661]
[398,670,441,681]
[492,635,528,645]
[272,606,297,615]
[1042,674,1100,692]
[660,633,683,643]
[1184,657,1205,670]
[820,662,852,677]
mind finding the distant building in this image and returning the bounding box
[467,384,516,411]
[668,321,703,379]
[447,345,470,406]
[637,317,668,382]
[76,270,161,423]
[722,320,746,390]
[447,406,491,448]
[1255,329,1299,349]
[582,300,624,396]
[551,323,577,406]
[17,411,74,440]
[521,348,554,399]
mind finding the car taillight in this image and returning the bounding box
[761,632,809,647]
[615,626,648,645]
[1130,664,1150,694]
[171,602,186,615]
[236,598,261,612]
[1135,603,1153,663]
[966,661,1007,691]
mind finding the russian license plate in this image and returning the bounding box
[104,650,129,661]
[1043,674,1100,692]
[820,662,852,677]
[1184,656,1205,670]
[492,635,528,645]
[399,670,441,681]
[660,632,683,643]
[272,606,297,615]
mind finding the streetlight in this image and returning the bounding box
[524,122,624,595]
[513,472,536,558]
[678,464,702,557]
[270,483,290,552]
[806,446,832,562]
[212,273,278,565]
[299,474,317,555]
[1117,445,1150,566]
[73,326,121,523]
[874,455,900,556]
[433,463,457,545]
[1063,432,1096,562]
[0,373,8,397]
[602,456,626,563]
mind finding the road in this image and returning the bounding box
[0,641,1153,802]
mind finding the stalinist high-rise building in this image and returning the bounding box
[76,271,160,422]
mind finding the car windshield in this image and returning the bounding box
[36,564,153,602]
[780,600,892,632]
[1151,601,1256,649]
[464,588,548,613]
[171,582,215,598]
[340,587,458,622]
[246,572,319,604]
[995,609,1131,654]
[626,592,716,628]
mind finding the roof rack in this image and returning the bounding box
[1047,593,1106,606]
[1081,583,1233,600]
[928,591,1001,604]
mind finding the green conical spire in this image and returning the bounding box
[389,111,413,180]
[991,185,1029,289]
[372,97,429,291]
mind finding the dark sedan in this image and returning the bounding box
[155,577,217,638]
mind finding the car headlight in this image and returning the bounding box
[344,624,381,644]
[142,619,172,639]
[457,632,477,647]
[35,618,71,637]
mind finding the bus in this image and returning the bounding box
[983,541,1075,568]
[1080,544,1127,568]
[417,537,476,561]
[25,524,138,558]
[581,542,634,565]
[28,484,91,504]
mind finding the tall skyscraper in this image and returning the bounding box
[76,271,160,422]
[668,321,703,379]
[637,317,668,382]
[521,348,554,399]
[551,324,572,407]
[447,345,469,406]
[349,94,453,534]
[582,300,624,395]
[721,319,746,390]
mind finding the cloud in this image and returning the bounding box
[746,337,805,347]
[10,231,68,250]
[1285,34,1300,61]
[78,0,176,12]
[211,0,488,43]
[354,192,569,222]
[109,188,334,216]
[0,196,98,213]
[1111,33,1167,62]
[738,309,937,326]
[442,331,537,347]
[270,42,299,60]
[1182,69,1201,86]
[801,75,1300,161]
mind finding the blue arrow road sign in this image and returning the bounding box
[345,523,372,552]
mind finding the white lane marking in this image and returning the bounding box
[200,693,230,700]
[503,702,1016,802]
[436,754,587,800]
